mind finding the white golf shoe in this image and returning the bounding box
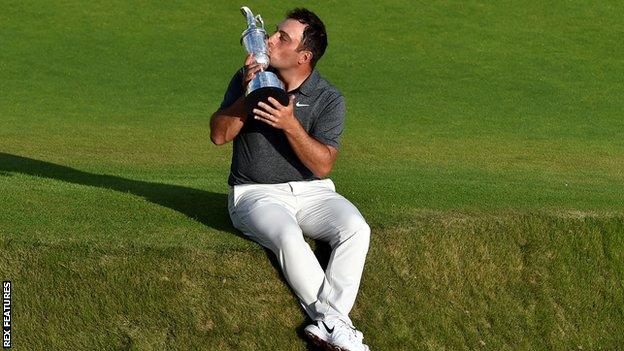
[304,317,369,351]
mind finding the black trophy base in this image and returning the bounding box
[246,87,289,114]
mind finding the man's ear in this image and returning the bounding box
[298,50,313,65]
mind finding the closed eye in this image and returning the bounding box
[274,25,290,42]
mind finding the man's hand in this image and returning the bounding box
[254,94,337,177]
[242,53,263,89]
[253,95,301,134]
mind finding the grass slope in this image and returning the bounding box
[1,1,623,350]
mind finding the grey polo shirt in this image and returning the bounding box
[219,68,346,186]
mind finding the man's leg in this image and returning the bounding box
[294,179,371,325]
[227,184,326,316]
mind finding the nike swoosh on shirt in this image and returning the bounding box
[295,102,310,107]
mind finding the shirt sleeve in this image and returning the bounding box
[219,68,244,110]
[310,94,346,150]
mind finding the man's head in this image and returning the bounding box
[268,8,327,71]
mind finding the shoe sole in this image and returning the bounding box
[305,330,347,351]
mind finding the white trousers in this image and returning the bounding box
[228,178,370,325]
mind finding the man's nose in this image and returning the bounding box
[267,33,277,47]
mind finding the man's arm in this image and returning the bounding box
[210,96,247,145]
[283,120,338,178]
[210,54,262,146]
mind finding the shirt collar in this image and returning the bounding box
[289,69,319,97]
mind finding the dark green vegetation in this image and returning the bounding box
[1,1,622,350]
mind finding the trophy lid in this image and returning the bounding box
[240,6,264,29]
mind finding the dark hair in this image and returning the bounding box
[286,8,327,68]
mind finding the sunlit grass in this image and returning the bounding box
[1,0,623,349]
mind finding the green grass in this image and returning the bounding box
[1,0,623,350]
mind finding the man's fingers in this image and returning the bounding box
[267,96,287,109]
[245,64,262,76]
[243,63,262,87]
[244,53,254,66]
[252,108,274,120]
[267,97,278,108]
[254,115,276,128]
[257,101,278,114]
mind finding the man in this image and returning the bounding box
[210,8,371,351]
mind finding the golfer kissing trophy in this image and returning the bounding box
[240,6,289,112]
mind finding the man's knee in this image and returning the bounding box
[357,221,371,246]
[342,215,371,243]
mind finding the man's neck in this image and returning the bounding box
[276,67,313,92]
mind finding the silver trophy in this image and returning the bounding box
[240,6,289,111]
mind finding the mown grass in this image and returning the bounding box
[1,0,623,350]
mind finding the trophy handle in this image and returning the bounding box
[255,14,265,29]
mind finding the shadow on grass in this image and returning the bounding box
[0,152,330,349]
[0,152,235,232]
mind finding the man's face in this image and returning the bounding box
[267,19,309,69]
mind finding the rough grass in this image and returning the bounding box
[2,211,622,350]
